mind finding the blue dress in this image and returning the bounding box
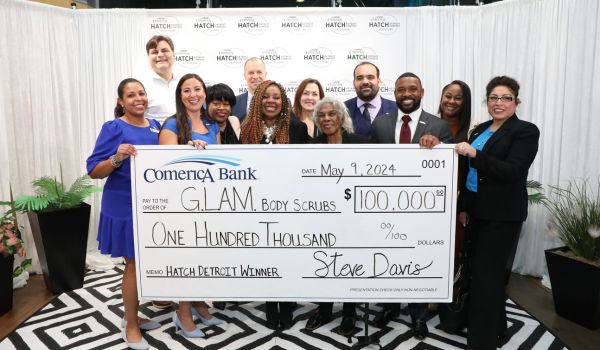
[162,116,220,144]
[86,118,161,258]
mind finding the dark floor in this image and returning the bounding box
[1,273,599,348]
[505,274,600,350]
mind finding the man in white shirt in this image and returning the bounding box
[371,72,452,340]
[231,57,267,123]
[142,35,180,123]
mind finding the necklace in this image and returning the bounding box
[263,123,276,144]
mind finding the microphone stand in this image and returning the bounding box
[351,303,381,349]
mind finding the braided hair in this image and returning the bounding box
[240,80,291,145]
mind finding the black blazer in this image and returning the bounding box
[312,130,369,144]
[258,117,309,144]
[288,118,310,144]
[458,115,539,222]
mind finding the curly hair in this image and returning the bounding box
[312,96,354,134]
[240,80,291,145]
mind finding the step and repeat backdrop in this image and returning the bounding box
[143,9,416,101]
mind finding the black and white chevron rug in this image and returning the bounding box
[1,266,566,350]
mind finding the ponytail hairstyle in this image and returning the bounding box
[240,80,291,144]
[172,73,208,144]
[114,78,145,118]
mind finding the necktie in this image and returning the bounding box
[362,103,371,121]
[399,115,411,143]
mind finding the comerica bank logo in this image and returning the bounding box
[369,15,401,35]
[260,48,292,68]
[143,155,258,183]
[176,49,204,69]
[304,48,335,68]
[238,16,269,35]
[346,48,379,63]
[281,15,314,34]
[216,49,248,68]
[149,17,183,34]
[193,16,226,35]
[325,15,357,35]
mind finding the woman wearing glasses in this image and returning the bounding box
[454,76,539,350]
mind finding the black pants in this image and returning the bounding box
[381,303,427,323]
[266,302,293,325]
[467,219,522,350]
[316,302,356,318]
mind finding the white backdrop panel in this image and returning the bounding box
[1,0,599,278]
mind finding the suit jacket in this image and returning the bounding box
[255,118,309,145]
[232,92,248,123]
[288,118,310,144]
[371,109,453,144]
[344,96,397,137]
[311,130,369,144]
[457,115,539,222]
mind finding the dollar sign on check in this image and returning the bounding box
[344,188,352,200]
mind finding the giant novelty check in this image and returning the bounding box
[131,144,457,302]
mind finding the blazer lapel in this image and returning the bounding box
[412,111,428,142]
[482,115,518,151]
[383,111,398,142]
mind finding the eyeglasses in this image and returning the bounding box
[487,95,514,103]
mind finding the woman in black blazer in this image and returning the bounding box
[304,96,367,335]
[240,80,309,330]
[455,76,539,350]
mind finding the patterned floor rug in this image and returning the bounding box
[0,266,566,350]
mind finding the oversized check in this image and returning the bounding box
[131,144,457,302]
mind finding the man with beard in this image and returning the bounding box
[344,62,397,137]
[231,57,267,123]
[371,72,453,340]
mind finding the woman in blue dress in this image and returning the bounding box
[87,78,161,350]
[159,73,223,338]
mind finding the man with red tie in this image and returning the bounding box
[371,72,453,340]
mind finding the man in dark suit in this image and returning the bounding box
[371,72,453,340]
[344,62,397,137]
[231,57,267,123]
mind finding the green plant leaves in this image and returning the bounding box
[13,175,102,213]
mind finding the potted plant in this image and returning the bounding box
[13,171,101,294]
[544,179,600,329]
[0,203,25,316]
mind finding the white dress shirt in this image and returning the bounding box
[143,70,181,123]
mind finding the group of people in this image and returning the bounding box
[86,34,539,350]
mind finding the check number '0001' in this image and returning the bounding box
[354,186,446,213]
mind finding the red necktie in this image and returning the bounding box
[399,115,411,143]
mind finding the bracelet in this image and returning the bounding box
[110,155,123,168]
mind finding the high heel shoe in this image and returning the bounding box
[172,311,205,338]
[191,306,224,326]
[121,329,149,350]
[121,318,161,331]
